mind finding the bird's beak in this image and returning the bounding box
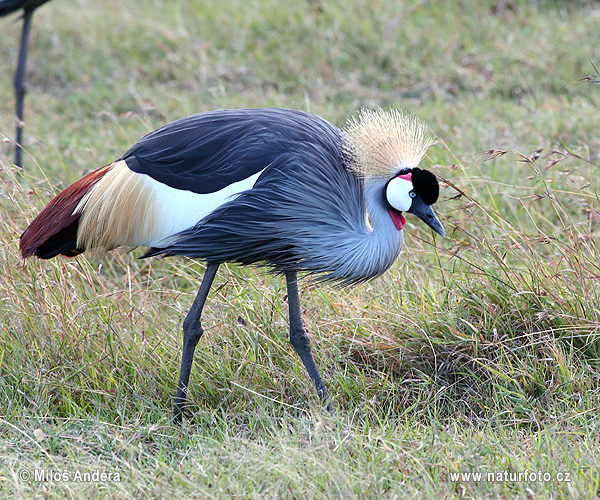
[407,195,445,237]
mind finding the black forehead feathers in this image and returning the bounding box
[410,167,439,205]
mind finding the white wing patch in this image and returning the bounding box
[75,160,265,253]
[148,168,265,247]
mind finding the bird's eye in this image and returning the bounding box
[409,190,416,198]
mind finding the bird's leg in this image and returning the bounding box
[13,8,34,167]
[173,262,219,423]
[285,270,332,411]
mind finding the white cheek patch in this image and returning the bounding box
[386,177,413,212]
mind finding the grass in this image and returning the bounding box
[1,0,600,498]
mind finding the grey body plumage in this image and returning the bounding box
[146,124,405,284]
[20,107,444,421]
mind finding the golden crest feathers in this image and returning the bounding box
[342,108,433,180]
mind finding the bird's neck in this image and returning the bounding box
[319,180,404,284]
[362,181,405,274]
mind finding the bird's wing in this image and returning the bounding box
[120,108,324,194]
[0,0,24,15]
[0,0,50,16]
[21,108,346,257]
[73,108,346,250]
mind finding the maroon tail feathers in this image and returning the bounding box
[20,163,114,259]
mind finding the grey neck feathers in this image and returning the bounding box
[316,180,405,284]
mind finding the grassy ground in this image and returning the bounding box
[1,0,600,498]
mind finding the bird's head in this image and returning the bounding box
[384,167,444,236]
[343,108,444,237]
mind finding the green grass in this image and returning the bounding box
[1,0,600,498]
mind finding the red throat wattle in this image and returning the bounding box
[388,209,406,230]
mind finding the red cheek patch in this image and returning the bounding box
[388,209,406,230]
[397,173,412,182]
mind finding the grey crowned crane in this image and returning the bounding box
[20,107,444,422]
[1,0,52,166]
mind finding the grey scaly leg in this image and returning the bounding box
[285,270,332,410]
[173,262,219,423]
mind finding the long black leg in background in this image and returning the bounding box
[13,8,34,166]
